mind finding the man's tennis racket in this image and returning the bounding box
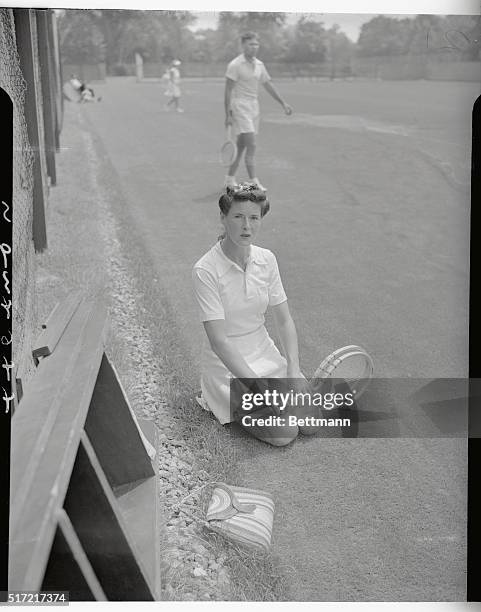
[311,345,374,401]
[219,126,237,167]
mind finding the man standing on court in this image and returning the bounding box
[224,31,293,191]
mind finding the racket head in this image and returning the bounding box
[220,141,237,166]
[219,126,237,166]
[311,345,374,400]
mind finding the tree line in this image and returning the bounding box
[58,11,480,74]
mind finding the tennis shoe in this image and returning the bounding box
[224,176,239,189]
[176,108,184,113]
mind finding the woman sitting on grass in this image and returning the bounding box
[192,183,317,446]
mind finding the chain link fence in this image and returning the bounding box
[70,56,480,82]
[0,8,37,383]
[1,8,63,393]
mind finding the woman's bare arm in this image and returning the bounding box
[271,301,304,378]
[224,78,235,126]
[272,302,311,398]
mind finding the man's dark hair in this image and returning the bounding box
[241,31,259,43]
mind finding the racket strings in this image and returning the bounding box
[220,141,237,166]
[312,346,374,399]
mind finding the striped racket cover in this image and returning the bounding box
[206,483,275,552]
[312,345,374,400]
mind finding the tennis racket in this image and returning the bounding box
[219,126,237,167]
[311,345,374,401]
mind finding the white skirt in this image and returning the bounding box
[200,325,287,424]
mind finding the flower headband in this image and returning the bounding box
[225,182,267,202]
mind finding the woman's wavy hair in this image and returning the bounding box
[218,183,270,241]
[219,183,270,216]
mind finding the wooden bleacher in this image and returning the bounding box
[10,293,161,600]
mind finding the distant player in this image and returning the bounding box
[69,74,82,91]
[224,31,293,190]
[68,74,100,103]
[80,86,101,103]
[164,59,184,113]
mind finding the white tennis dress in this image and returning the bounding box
[192,242,288,424]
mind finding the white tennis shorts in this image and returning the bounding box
[231,97,260,135]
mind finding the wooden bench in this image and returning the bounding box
[10,293,161,600]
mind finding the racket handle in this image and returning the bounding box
[225,125,232,140]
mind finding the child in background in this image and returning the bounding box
[164,59,184,113]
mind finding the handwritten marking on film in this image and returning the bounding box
[0,243,11,269]
[2,357,14,382]
[1,297,11,320]
[1,113,13,412]
[1,201,10,223]
[3,271,10,295]
[2,387,14,413]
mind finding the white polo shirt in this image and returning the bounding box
[225,54,271,101]
[169,67,180,84]
[192,242,287,337]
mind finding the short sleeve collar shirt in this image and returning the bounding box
[192,242,287,337]
[170,67,180,83]
[225,54,271,101]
